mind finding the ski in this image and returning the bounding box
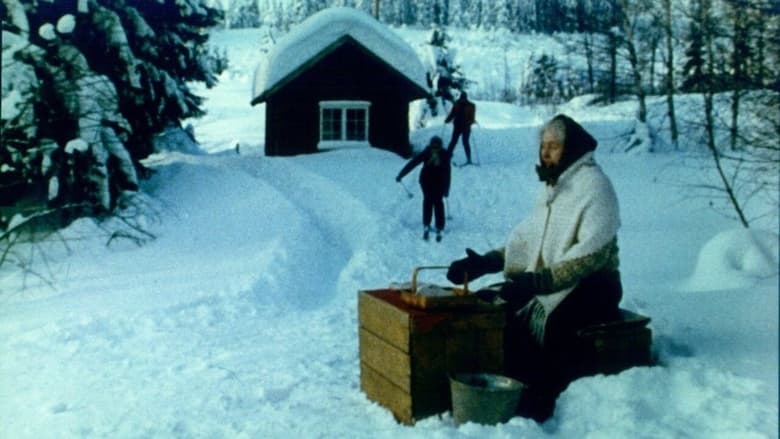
[422,228,443,242]
[423,233,443,242]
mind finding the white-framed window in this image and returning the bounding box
[319,100,370,147]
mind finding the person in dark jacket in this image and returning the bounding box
[445,91,476,164]
[396,136,452,241]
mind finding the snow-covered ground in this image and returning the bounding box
[1,24,778,438]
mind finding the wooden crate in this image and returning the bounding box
[358,289,505,425]
[571,309,654,377]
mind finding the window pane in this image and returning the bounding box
[345,108,366,141]
[322,108,342,140]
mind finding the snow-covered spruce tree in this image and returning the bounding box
[228,0,261,28]
[1,0,222,281]
[681,0,710,93]
[1,0,222,230]
[69,0,223,163]
[421,25,469,120]
[1,0,47,213]
[1,2,131,220]
[520,53,560,106]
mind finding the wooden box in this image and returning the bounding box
[358,289,505,424]
[573,309,654,376]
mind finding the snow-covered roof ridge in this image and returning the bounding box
[251,7,427,103]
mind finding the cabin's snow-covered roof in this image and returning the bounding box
[251,7,428,104]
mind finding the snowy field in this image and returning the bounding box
[1,24,778,438]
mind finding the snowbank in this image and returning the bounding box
[682,228,779,292]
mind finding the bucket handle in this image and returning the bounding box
[411,266,469,296]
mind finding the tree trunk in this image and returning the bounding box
[618,0,647,123]
[752,9,767,88]
[608,32,618,103]
[704,89,749,227]
[649,35,657,95]
[663,0,679,148]
[627,39,647,123]
[728,2,750,151]
[584,33,595,93]
[702,0,750,227]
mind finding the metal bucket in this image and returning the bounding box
[449,373,526,426]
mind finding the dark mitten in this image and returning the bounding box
[498,271,554,304]
[446,248,493,284]
[474,289,498,303]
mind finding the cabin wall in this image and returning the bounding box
[264,41,424,157]
[265,94,319,156]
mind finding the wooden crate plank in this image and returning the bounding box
[588,351,653,375]
[359,290,411,352]
[359,327,453,393]
[411,386,451,419]
[360,358,450,425]
[445,330,479,373]
[475,329,504,372]
[578,309,651,337]
[360,361,413,424]
[360,290,504,337]
[591,327,653,352]
[445,311,506,331]
[577,327,654,376]
[443,329,504,373]
[410,334,456,417]
[408,309,504,334]
[409,334,443,374]
[359,328,412,392]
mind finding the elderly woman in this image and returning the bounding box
[446,114,623,413]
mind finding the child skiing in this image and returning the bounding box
[396,136,452,241]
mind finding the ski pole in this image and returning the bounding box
[472,122,481,165]
[398,179,414,198]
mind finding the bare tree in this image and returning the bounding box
[700,0,750,226]
[684,89,780,228]
[661,0,679,149]
[0,193,160,289]
[724,0,752,151]
[617,0,651,124]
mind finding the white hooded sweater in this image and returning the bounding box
[502,151,621,331]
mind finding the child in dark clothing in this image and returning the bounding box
[396,136,452,241]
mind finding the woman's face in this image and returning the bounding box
[540,130,564,167]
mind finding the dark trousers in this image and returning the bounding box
[543,270,623,349]
[503,270,623,421]
[422,195,445,230]
[447,126,471,162]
